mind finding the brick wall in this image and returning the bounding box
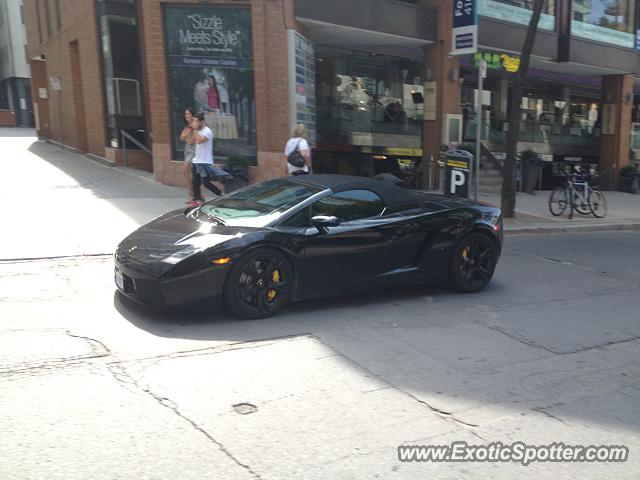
[105,147,153,172]
[29,59,51,134]
[0,110,16,126]
[599,74,633,190]
[422,0,461,188]
[24,0,106,156]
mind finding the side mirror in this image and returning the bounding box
[311,215,340,233]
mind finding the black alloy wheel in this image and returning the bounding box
[224,248,293,319]
[449,232,498,293]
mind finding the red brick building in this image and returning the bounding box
[24,0,459,188]
[24,0,637,191]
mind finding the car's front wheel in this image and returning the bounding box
[224,248,293,319]
[449,232,498,293]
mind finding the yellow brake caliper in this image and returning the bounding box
[267,270,281,302]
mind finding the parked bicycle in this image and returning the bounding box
[548,170,607,219]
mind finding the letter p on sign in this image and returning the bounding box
[451,170,466,194]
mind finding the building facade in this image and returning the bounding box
[23,0,639,190]
[0,0,33,127]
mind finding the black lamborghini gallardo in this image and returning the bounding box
[114,175,502,318]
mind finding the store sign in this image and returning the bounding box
[452,0,477,56]
[479,0,555,30]
[473,51,520,73]
[361,147,423,157]
[164,5,256,163]
[287,31,316,145]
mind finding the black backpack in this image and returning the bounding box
[287,139,306,168]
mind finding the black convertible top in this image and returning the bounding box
[291,174,420,206]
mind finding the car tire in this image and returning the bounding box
[223,247,293,319]
[448,231,498,293]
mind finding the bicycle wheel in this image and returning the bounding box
[572,190,591,215]
[548,187,568,216]
[589,189,608,218]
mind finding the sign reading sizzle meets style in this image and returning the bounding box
[452,0,477,56]
[164,5,256,164]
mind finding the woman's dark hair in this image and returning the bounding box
[208,75,221,97]
[183,107,197,126]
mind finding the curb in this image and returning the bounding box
[505,222,640,235]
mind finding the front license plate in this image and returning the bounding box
[115,270,124,290]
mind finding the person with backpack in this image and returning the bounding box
[284,124,312,175]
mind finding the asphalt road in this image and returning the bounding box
[1,231,639,479]
[1,132,639,479]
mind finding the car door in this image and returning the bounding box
[296,189,416,297]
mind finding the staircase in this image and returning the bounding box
[478,142,503,193]
[478,165,503,193]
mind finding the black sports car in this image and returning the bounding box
[114,174,502,318]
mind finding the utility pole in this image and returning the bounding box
[475,59,486,200]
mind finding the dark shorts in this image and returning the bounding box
[192,163,233,180]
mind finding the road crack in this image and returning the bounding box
[487,325,556,353]
[104,360,263,479]
[531,403,570,426]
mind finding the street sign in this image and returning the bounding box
[479,59,487,78]
[452,0,477,56]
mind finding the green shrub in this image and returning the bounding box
[457,143,476,154]
[519,149,540,162]
[225,155,250,170]
[620,164,638,177]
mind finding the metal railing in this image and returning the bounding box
[120,129,151,167]
[463,115,599,148]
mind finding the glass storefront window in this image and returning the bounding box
[479,0,556,30]
[315,49,424,146]
[572,0,635,47]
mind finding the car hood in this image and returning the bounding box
[116,209,257,264]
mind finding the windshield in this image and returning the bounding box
[197,179,324,227]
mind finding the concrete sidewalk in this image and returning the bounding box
[0,129,187,259]
[478,190,640,234]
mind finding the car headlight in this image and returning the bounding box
[161,247,198,264]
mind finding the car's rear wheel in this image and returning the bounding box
[224,248,293,319]
[449,232,498,293]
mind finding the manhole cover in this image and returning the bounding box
[232,403,258,415]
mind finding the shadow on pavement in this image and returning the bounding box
[113,280,490,341]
